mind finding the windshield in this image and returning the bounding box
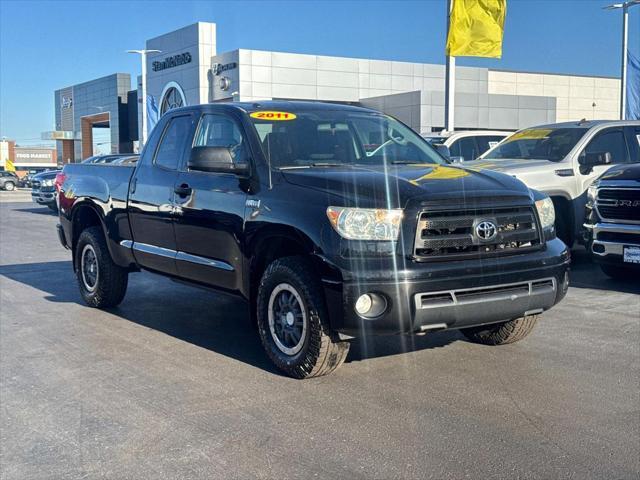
[484,127,588,162]
[249,109,446,168]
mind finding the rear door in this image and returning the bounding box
[172,112,249,292]
[128,112,197,274]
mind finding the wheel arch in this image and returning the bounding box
[245,224,342,321]
[70,202,108,269]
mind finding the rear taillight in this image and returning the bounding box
[54,172,66,192]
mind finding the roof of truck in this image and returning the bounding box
[173,100,376,115]
[527,119,640,129]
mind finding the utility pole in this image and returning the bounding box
[604,1,640,120]
[127,49,161,145]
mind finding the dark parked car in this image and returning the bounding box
[0,171,20,191]
[57,102,570,378]
[31,169,61,211]
[584,162,640,279]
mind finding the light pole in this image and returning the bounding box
[127,49,161,145]
[604,1,640,120]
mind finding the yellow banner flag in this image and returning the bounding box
[446,0,507,58]
[4,159,16,172]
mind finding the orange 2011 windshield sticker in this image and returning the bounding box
[250,111,297,121]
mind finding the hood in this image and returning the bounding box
[33,170,60,180]
[597,162,640,183]
[281,163,532,209]
[464,158,559,174]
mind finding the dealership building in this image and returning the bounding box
[48,21,621,162]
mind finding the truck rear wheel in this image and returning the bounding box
[75,226,128,308]
[461,315,538,345]
[256,256,349,379]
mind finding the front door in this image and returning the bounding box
[172,112,249,292]
[128,113,196,274]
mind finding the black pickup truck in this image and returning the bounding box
[57,101,570,378]
[584,162,640,279]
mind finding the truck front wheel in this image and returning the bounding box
[75,226,128,308]
[256,256,349,379]
[461,315,538,345]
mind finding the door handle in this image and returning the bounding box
[174,184,192,197]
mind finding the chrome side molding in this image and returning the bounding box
[119,240,234,271]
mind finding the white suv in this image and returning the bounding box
[423,130,511,162]
[467,120,640,246]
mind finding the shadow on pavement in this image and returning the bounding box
[0,261,460,376]
[14,207,57,216]
[569,246,640,295]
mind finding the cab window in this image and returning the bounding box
[584,128,629,164]
[193,114,248,164]
[154,115,194,170]
[449,137,478,161]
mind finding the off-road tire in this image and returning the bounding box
[462,315,539,345]
[600,264,636,280]
[3,181,15,191]
[257,256,349,379]
[75,226,128,308]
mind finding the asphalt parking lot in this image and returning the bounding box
[0,193,638,480]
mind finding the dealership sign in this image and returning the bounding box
[152,52,192,72]
[212,62,237,76]
[61,96,73,109]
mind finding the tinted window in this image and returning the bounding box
[154,115,193,170]
[449,137,478,161]
[584,129,628,164]
[485,128,588,162]
[477,135,506,154]
[250,110,445,168]
[194,114,248,163]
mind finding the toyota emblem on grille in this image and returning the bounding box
[475,220,498,242]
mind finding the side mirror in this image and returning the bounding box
[434,144,451,159]
[580,151,612,168]
[188,146,249,175]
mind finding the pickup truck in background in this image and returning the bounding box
[466,120,640,246]
[31,169,62,211]
[584,162,640,279]
[423,130,510,162]
[57,101,570,378]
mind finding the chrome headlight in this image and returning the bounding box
[535,197,555,229]
[587,184,597,202]
[41,179,54,187]
[326,207,403,241]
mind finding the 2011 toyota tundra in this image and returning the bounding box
[57,102,570,378]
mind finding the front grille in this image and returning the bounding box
[597,188,640,222]
[31,181,41,189]
[416,278,556,309]
[596,231,640,244]
[414,206,542,260]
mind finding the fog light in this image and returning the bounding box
[355,294,373,315]
[354,293,387,318]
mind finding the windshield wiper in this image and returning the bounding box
[390,160,421,165]
[310,162,349,167]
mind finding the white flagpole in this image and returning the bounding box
[444,0,455,132]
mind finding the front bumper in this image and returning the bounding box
[324,238,570,336]
[32,191,56,205]
[584,222,640,266]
